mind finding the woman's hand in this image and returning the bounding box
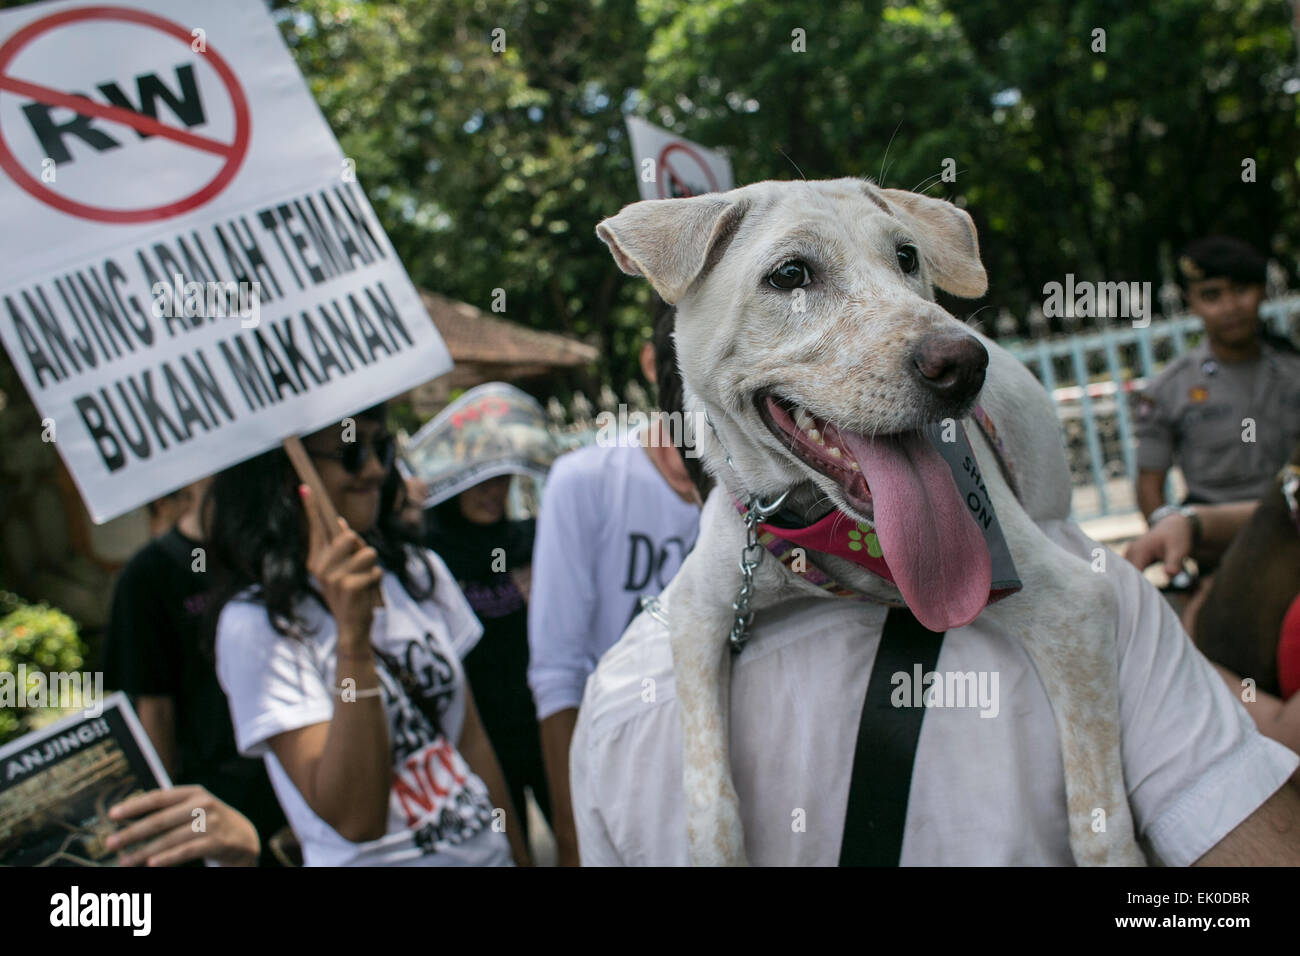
[106,786,260,867]
[301,484,383,650]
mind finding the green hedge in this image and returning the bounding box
[0,591,88,746]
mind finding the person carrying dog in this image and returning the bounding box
[572,180,1300,867]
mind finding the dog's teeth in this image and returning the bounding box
[793,408,813,430]
[806,428,820,442]
[849,460,860,471]
[828,446,842,458]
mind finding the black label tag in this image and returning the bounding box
[921,421,1021,594]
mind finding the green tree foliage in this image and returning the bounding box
[277,0,659,393]
[634,0,1300,325]
[280,0,1298,384]
[2,0,1293,384]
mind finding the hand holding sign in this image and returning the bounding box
[301,483,383,649]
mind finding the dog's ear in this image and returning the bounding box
[596,196,746,304]
[877,188,987,299]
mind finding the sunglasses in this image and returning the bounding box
[306,432,396,475]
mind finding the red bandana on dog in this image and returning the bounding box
[736,407,1022,631]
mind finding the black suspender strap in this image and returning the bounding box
[839,606,945,866]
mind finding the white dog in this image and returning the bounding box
[596,177,1146,866]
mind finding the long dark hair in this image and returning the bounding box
[204,404,434,640]
[652,293,713,502]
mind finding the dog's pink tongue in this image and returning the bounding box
[840,430,991,632]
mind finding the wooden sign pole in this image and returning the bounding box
[282,435,341,539]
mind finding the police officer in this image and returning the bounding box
[1135,236,1300,526]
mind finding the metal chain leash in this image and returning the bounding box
[701,408,791,654]
[728,488,789,654]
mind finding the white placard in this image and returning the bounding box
[0,0,451,523]
[625,114,733,201]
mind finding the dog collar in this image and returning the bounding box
[729,497,895,599]
[729,405,1023,636]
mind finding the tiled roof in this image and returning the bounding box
[420,290,598,368]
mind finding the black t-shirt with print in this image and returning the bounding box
[424,501,549,822]
[105,527,287,861]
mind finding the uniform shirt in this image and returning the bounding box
[527,439,700,721]
[217,549,512,868]
[1135,339,1300,503]
[570,519,1299,866]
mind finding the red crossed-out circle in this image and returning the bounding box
[0,5,250,223]
[656,140,719,199]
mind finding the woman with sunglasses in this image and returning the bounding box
[206,404,528,866]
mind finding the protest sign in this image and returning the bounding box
[404,382,558,507]
[0,0,452,523]
[0,692,169,866]
[625,115,734,201]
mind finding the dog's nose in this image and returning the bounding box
[909,332,989,403]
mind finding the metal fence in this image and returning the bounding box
[1003,295,1300,520]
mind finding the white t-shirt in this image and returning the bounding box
[570,519,1300,866]
[216,548,512,867]
[527,439,700,721]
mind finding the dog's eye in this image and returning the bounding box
[768,260,812,290]
[897,244,919,275]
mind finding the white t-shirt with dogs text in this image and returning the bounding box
[217,549,512,867]
[527,439,700,721]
